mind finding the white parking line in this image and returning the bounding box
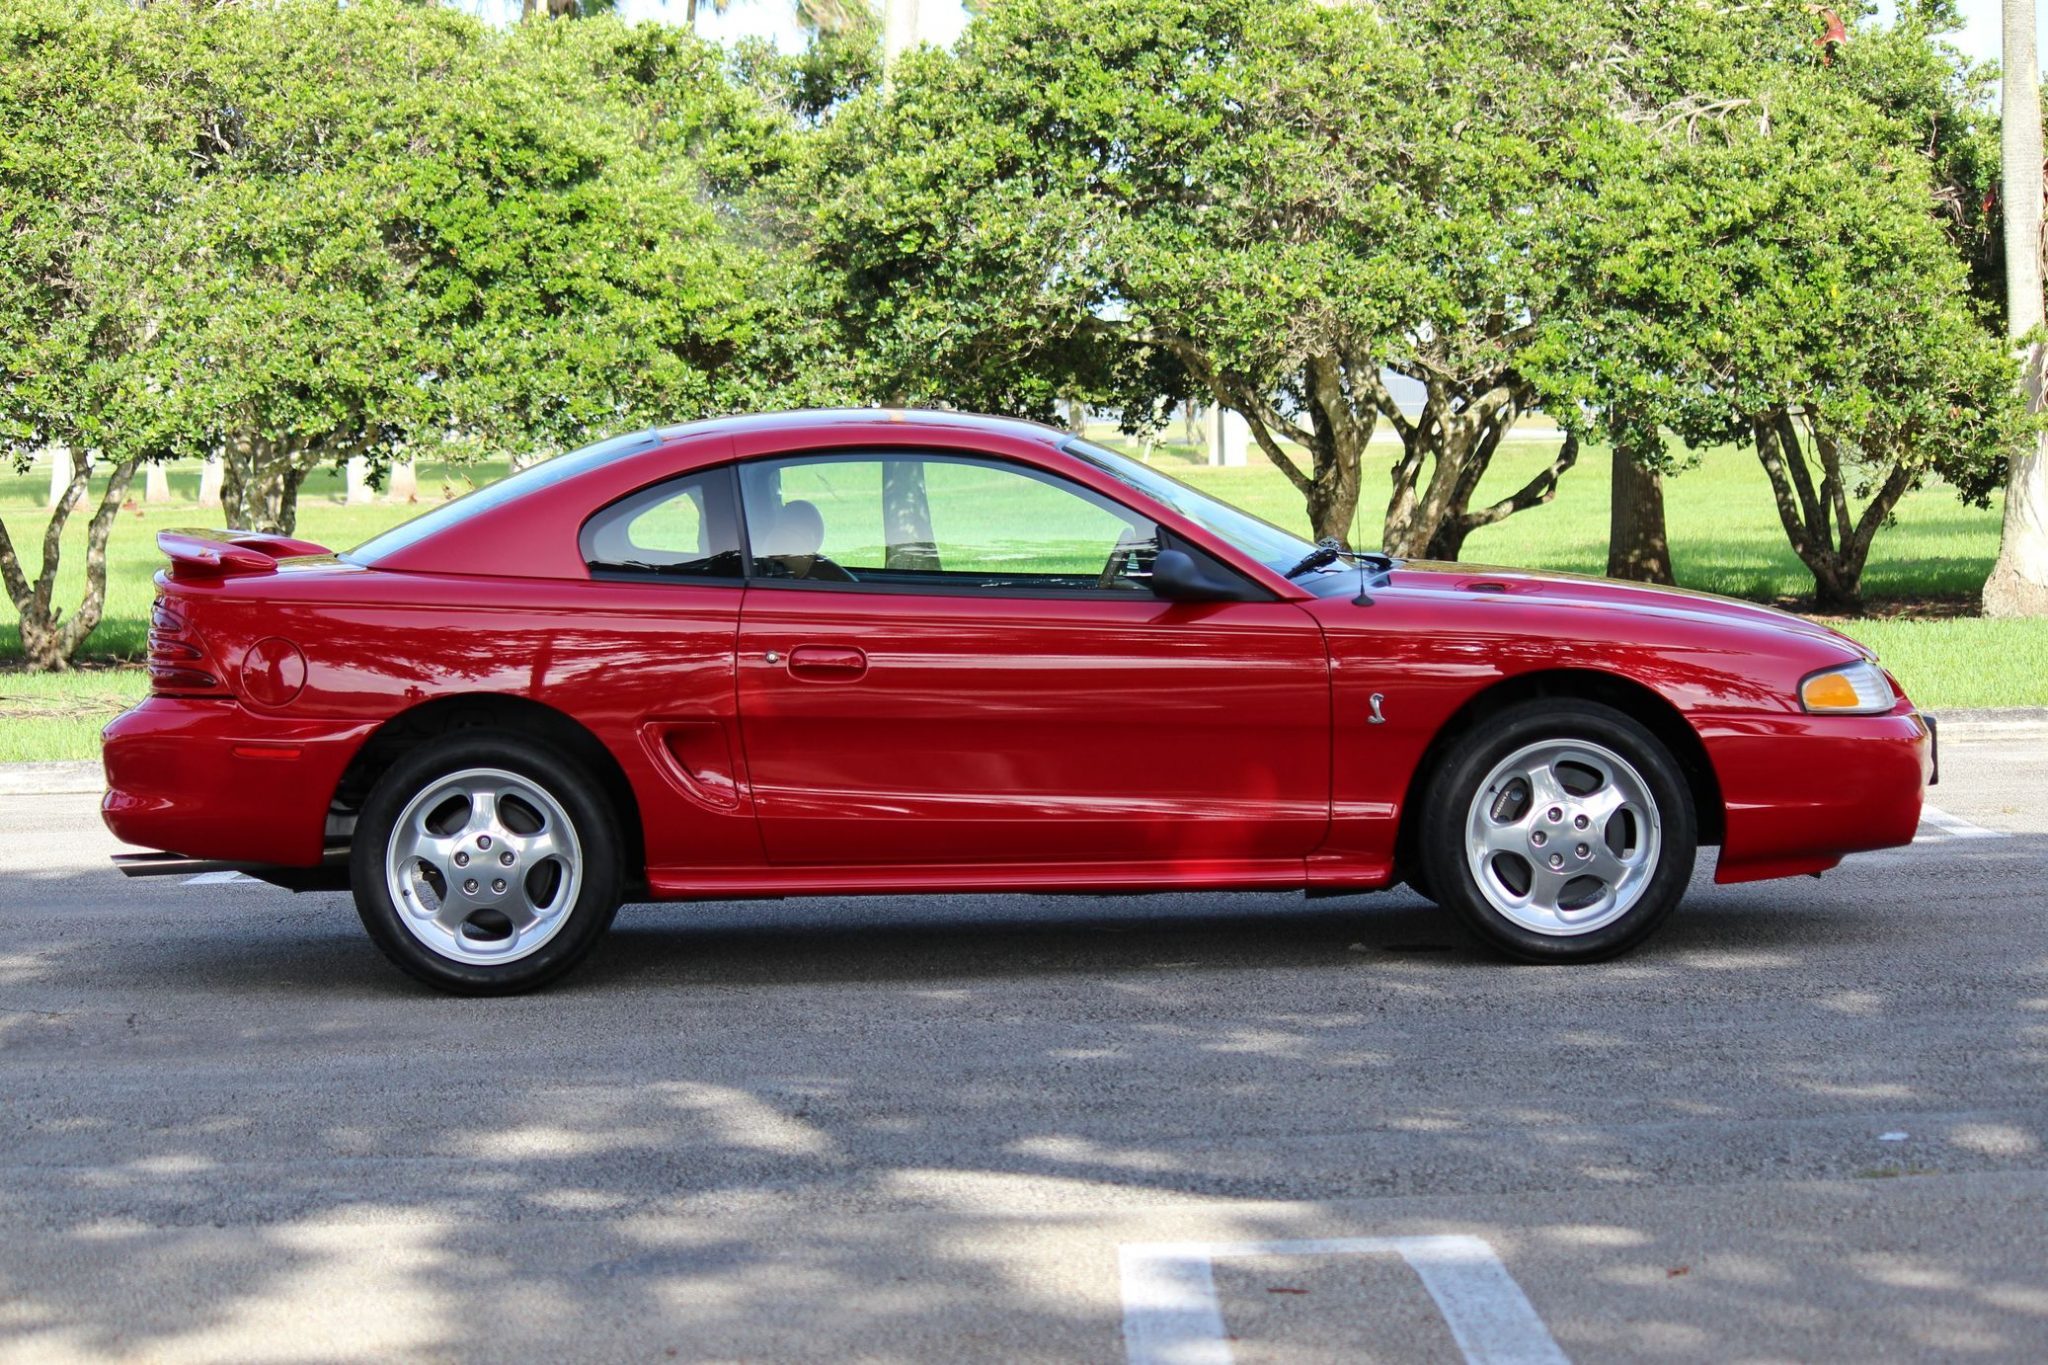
[1119,1233,1567,1365]
[1915,806,2007,844]
[181,870,258,885]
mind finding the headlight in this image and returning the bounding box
[1799,659,1896,714]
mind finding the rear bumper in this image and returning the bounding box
[101,699,376,867]
[1700,708,1931,884]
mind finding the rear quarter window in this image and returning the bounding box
[343,432,661,567]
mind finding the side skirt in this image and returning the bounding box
[644,857,1394,901]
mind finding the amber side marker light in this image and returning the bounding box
[1799,659,1895,714]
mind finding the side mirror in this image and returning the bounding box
[1148,548,1254,603]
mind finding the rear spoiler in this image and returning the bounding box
[159,529,332,580]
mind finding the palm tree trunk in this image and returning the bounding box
[881,0,919,86]
[1986,0,2048,616]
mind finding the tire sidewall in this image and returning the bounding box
[1421,700,1697,963]
[350,730,623,994]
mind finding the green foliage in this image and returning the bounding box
[802,0,2023,583]
[1530,8,2025,607]
[0,0,834,662]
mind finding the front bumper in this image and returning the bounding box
[102,698,376,868]
[1700,708,1932,884]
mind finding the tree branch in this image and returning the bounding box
[1754,414,1821,562]
[1359,366,1415,447]
[1776,411,1833,551]
[1455,430,1579,534]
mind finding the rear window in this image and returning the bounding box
[343,432,661,567]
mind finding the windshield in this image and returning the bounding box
[1061,437,1317,573]
[344,431,661,566]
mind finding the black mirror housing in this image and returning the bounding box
[1148,548,1259,603]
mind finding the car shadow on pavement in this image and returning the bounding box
[5,839,2002,996]
[4,836,2047,1359]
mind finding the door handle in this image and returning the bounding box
[784,644,868,681]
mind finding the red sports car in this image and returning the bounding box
[103,410,1933,993]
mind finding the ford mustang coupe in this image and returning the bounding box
[103,410,1933,993]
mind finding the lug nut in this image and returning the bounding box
[1548,853,1564,869]
[463,879,479,895]
[1531,831,1547,847]
[1573,814,1589,829]
[454,852,469,867]
[477,835,492,850]
[1547,807,1562,821]
[500,851,514,866]
[492,879,507,894]
[1576,844,1590,858]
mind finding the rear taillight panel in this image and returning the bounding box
[146,595,226,695]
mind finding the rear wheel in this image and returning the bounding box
[350,731,622,994]
[1419,700,1696,962]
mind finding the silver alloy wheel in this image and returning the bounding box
[1462,738,1661,936]
[383,766,584,966]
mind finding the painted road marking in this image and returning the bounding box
[181,870,259,885]
[1915,806,2007,844]
[1119,1233,1567,1365]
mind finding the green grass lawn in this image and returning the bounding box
[1,435,2039,762]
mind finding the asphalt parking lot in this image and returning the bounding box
[3,717,2047,1363]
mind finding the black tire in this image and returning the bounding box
[1418,699,1696,963]
[350,730,624,995]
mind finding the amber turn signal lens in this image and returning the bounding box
[1798,659,1894,714]
[1801,672,1862,710]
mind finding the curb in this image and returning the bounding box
[1930,708,2048,742]
[2,707,2039,798]
[0,760,102,797]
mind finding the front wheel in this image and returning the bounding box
[1419,700,1696,962]
[350,731,623,994]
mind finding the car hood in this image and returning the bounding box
[1373,560,1874,659]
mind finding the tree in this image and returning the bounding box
[1,0,823,669]
[0,1,201,670]
[1984,0,2048,615]
[411,17,821,471]
[1546,73,2023,611]
[805,0,1612,551]
[153,3,799,536]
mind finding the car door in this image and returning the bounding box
[731,450,1331,870]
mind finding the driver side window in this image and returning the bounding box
[738,453,1160,594]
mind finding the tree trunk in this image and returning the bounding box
[1607,433,1675,584]
[220,433,306,536]
[1373,373,1571,561]
[1396,421,1577,563]
[881,0,920,86]
[0,449,144,671]
[1752,413,1914,614]
[1305,463,1361,546]
[1422,505,1470,561]
[882,459,939,569]
[1986,0,2048,616]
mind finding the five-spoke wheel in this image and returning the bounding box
[1421,699,1695,961]
[351,732,622,994]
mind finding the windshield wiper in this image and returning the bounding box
[1283,538,1395,579]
